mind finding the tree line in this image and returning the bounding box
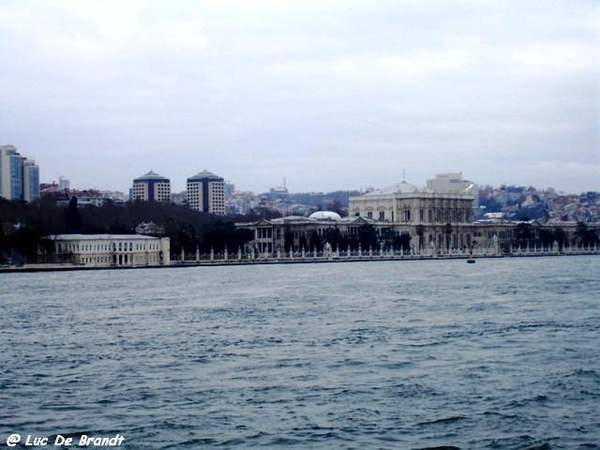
[280,225,412,253]
[513,221,598,250]
[0,196,255,263]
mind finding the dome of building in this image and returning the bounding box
[308,211,342,221]
[187,170,224,182]
[134,171,169,182]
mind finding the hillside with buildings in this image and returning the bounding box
[1,144,599,268]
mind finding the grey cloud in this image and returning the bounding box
[0,0,598,193]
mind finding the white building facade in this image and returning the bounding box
[348,180,475,250]
[49,234,171,267]
[187,170,225,214]
[349,181,474,225]
[132,171,171,202]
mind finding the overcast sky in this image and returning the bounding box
[1,0,598,194]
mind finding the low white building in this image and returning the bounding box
[48,234,170,267]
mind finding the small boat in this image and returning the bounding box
[467,254,476,264]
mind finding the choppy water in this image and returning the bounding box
[1,256,599,449]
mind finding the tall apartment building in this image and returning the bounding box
[132,171,171,202]
[187,170,225,214]
[224,181,235,198]
[22,159,40,202]
[59,175,70,191]
[0,145,40,202]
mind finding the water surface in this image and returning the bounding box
[1,256,599,449]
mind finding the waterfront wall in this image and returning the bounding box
[174,243,600,266]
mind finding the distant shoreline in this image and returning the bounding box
[1,251,598,273]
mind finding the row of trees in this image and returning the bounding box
[514,221,598,249]
[0,196,256,263]
[280,225,412,253]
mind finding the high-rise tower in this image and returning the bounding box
[187,170,225,214]
[132,171,171,202]
[0,145,39,202]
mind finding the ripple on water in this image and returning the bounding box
[1,256,599,449]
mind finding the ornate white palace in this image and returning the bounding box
[348,181,475,250]
[235,180,599,258]
[48,234,171,267]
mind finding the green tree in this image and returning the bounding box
[358,224,378,251]
[64,197,82,233]
[200,220,254,253]
[10,227,43,263]
[444,223,452,250]
[322,228,342,251]
[537,228,555,248]
[284,227,294,251]
[298,233,308,251]
[575,222,599,247]
[515,222,534,247]
[393,233,411,252]
[575,222,587,245]
[416,224,425,252]
[553,227,567,250]
[309,230,322,252]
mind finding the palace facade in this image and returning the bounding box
[236,181,599,255]
[48,234,171,267]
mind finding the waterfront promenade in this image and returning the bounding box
[2,244,599,272]
[174,243,599,266]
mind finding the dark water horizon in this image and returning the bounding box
[1,256,599,449]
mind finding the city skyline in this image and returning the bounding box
[1,1,598,195]
[33,164,600,197]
